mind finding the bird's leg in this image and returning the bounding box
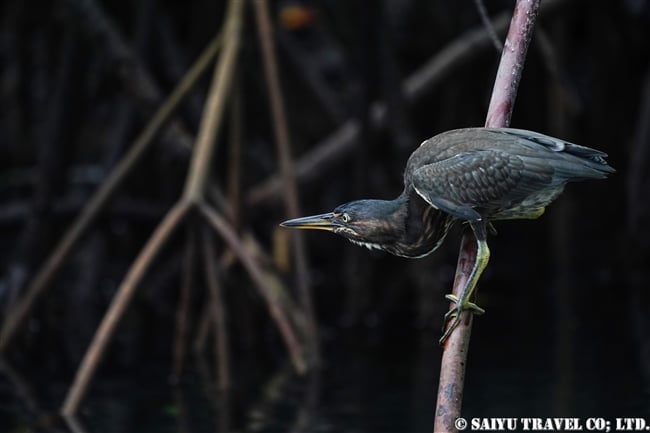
[440,220,490,345]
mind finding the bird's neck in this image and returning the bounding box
[389,191,453,258]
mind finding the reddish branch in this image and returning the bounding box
[434,1,541,432]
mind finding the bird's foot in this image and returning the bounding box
[439,294,485,345]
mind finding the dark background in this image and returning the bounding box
[1,0,649,432]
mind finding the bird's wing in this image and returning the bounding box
[495,128,610,161]
[411,150,554,221]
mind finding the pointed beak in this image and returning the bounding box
[280,212,340,231]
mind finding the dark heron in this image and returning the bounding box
[281,127,615,343]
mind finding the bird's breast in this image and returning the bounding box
[488,184,565,220]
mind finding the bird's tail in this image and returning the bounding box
[557,142,616,180]
[500,128,616,180]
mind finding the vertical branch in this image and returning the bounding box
[226,83,243,226]
[434,235,477,431]
[57,1,241,411]
[172,226,196,380]
[201,228,231,391]
[198,203,307,374]
[485,1,541,128]
[252,0,319,364]
[434,1,541,431]
[183,0,244,201]
[193,297,213,353]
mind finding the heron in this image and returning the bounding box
[280,127,615,343]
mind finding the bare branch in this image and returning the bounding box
[435,1,541,431]
[198,202,307,374]
[0,31,223,352]
[61,201,190,416]
[252,0,319,366]
[247,0,566,206]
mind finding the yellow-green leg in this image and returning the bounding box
[439,221,490,345]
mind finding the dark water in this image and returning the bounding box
[1,275,648,433]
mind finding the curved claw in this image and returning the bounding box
[444,294,485,316]
[439,294,486,345]
[439,224,491,346]
[440,311,462,344]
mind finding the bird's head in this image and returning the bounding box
[280,199,405,252]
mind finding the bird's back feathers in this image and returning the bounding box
[405,127,615,221]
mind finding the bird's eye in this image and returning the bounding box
[341,213,350,223]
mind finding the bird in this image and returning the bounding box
[280,127,615,344]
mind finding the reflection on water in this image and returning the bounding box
[1,279,648,433]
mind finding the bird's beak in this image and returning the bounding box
[280,212,340,231]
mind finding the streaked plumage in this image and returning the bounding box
[281,127,614,343]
